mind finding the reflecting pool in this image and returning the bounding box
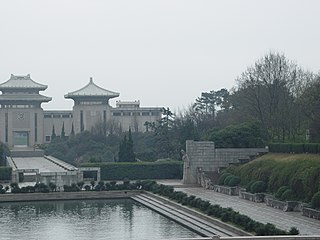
[0,199,200,240]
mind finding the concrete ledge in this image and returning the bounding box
[0,190,141,203]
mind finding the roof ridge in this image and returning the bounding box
[64,77,119,99]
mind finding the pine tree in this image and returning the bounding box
[70,122,75,137]
[127,128,136,162]
[61,122,66,139]
[118,130,136,162]
[51,125,56,140]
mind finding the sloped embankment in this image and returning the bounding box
[226,153,320,201]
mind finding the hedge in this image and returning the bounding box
[0,167,11,181]
[80,161,183,180]
[269,143,320,153]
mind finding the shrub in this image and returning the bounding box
[250,181,267,193]
[0,167,11,181]
[224,175,234,186]
[289,227,300,235]
[246,180,255,192]
[218,172,232,185]
[81,161,183,180]
[275,186,290,199]
[304,143,319,154]
[280,189,295,201]
[291,144,304,153]
[227,176,241,187]
[311,191,320,209]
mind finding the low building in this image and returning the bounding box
[0,74,162,147]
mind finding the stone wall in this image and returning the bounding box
[239,191,265,203]
[185,140,268,184]
[302,207,320,220]
[213,185,239,195]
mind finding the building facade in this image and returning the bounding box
[0,74,162,148]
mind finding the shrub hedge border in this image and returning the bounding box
[0,167,11,181]
[269,143,320,153]
[80,161,183,180]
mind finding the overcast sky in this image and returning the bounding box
[1,0,319,112]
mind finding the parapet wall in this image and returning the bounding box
[185,140,268,184]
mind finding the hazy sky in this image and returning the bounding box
[1,0,319,112]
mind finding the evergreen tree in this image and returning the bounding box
[118,130,136,162]
[61,122,66,139]
[51,125,56,140]
[127,128,136,162]
[70,123,75,137]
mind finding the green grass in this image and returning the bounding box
[226,153,320,202]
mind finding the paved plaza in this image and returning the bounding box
[157,180,320,235]
[12,157,67,173]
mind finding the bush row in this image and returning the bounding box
[269,143,320,153]
[218,173,240,187]
[0,167,11,181]
[7,182,54,193]
[64,180,140,192]
[140,180,299,236]
[80,161,183,180]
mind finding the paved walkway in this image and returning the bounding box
[157,180,320,235]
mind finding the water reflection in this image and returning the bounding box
[0,199,199,240]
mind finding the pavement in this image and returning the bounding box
[157,180,320,235]
[11,157,67,173]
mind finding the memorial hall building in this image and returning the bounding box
[0,74,162,148]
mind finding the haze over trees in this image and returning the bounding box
[43,52,320,164]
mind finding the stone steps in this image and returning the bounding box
[132,194,238,237]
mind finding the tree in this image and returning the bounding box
[127,129,135,162]
[233,52,312,142]
[118,130,136,162]
[61,122,66,139]
[154,108,176,158]
[70,122,75,137]
[51,125,56,140]
[300,75,320,141]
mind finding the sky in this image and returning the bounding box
[0,0,320,112]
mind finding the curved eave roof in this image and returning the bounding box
[64,78,119,99]
[0,94,52,102]
[0,74,48,90]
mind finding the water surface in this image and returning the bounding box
[0,199,200,240]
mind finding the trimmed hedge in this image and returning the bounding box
[269,143,320,153]
[80,161,183,180]
[0,167,11,181]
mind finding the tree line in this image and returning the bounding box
[43,52,320,163]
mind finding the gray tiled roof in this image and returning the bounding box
[64,77,119,99]
[0,94,52,102]
[0,74,48,90]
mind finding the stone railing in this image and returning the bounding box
[213,185,239,196]
[264,195,302,212]
[196,168,214,190]
[239,191,265,203]
[302,207,320,220]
